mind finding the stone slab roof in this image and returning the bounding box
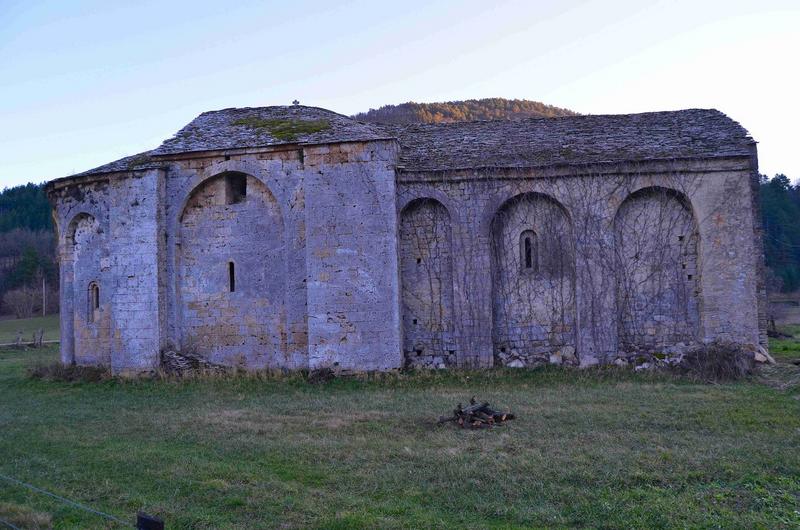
[151,105,390,156]
[71,152,161,176]
[385,109,754,172]
[65,106,753,179]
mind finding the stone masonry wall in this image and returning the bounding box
[163,151,308,370]
[400,198,456,368]
[51,148,763,374]
[491,193,576,367]
[52,171,163,374]
[303,141,402,371]
[70,212,111,365]
[178,173,288,368]
[397,158,763,367]
[614,187,701,356]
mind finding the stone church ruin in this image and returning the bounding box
[45,105,768,374]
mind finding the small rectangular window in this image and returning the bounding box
[228,262,235,292]
[225,173,247,204]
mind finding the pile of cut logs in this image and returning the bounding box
[161,350,226,374]
[438,397,515,429]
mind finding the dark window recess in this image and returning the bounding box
[228,262,236,292]
[88,283,100,323]
[524,237,533,268]
[412,318,418,325]
[415,349,423,356]
[687,274,693,281]
[225,173,247,204]
[520,230,538,272]
[678,235,685,242]
[416,257,421,264]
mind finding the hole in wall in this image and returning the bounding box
[228,261,236,292]
[225,173,247,204]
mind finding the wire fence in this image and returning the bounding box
[0,472,134,528]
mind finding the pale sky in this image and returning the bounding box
[1,0,798,188]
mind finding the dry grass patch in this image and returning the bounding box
[0,501,52,529]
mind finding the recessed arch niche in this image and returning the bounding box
[399,198,455,368]
[177,172,287,367]
[614,186,701,353]
[491,192,576,366]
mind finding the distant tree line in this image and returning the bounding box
[760,174,800,293]
[353,98,578,124]
[0,183,58,318]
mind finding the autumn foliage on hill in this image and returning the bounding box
[353,98,578,124]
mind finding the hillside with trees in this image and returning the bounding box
[760,174,800,292]
[0,183,58,318]
[353,98,578,124]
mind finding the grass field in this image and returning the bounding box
[0,315,59,344]
[770,324,800,360]
[0,339,799,529]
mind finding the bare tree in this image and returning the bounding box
[3,286,39,319]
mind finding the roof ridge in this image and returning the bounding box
[52,106,755,181]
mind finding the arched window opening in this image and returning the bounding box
[88,282,100,323]
[228,261,236,292]
[520,230,538,273]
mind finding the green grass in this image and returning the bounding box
[769,325,800,361]
[0,314,59,344]
[1,345,799,529]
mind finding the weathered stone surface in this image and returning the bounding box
[45,105,767,374]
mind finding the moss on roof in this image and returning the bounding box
[231,117,330,142]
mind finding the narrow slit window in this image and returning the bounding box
[88,283,100,323]
[228,262,236,292]
[524,237,532,268]
[520,230,538,272]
